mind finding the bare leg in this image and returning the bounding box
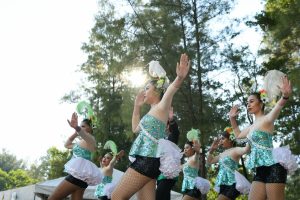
[48,180,81,200]
[248,181,266,200]
[136,179,155,200]
[217,194,231,200]
[71,188,85,200]
[182,194,197,200]
[111,168,152,200]
[266,183,285,200]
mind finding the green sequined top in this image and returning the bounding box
[216,156,238,186]
[129,114,167,158]
[72,143,92,160]
[181,164,199,192]
[94,175,113,197]
[246,130,276,169]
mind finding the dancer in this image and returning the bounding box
[94,147,125,200]
[207,127,250,200]
[48,112,102,200]
[181,137,210,200]
[111,53,190,200]
[156,107,180,200]
[229,72,297,200]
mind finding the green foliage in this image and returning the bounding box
[286,169,300,200]
[0,149,25,172]
[0,169,9,191]
[38,147,70,180]
[6,169,38,189]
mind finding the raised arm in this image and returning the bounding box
[265,76,292,123]
[68,112,96,149]
[108,150,125,169]
[233,144,251,158]
[157,53,190,112]
[229,105,250,139]
[64,132,78,149]
[207,138,220,164]
[132,91,144,133]
[167,107,180,144]
[191,140,201,164]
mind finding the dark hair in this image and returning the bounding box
[250,92,265,111]
[185,141,194,147]
[221,131,230,139]
[82,118,92,127]
[149,79,165,100]
[220,131,236,147]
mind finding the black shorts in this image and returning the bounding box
[183,188,201,199]
[65,174,88,189]
[219,184,240,200]
[98,196,109,200]
[129,155,160,179]
[253,163,287,183]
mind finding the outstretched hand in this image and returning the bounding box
[176,53,190,80]
[210,137,220,151]
[228,105,239,118]
[116,150,125,160]
[135,90,145,107]
[192,140,201,153]
[280,76,292,98]
[67,112,79,129]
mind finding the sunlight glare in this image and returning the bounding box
[126,69,147,88]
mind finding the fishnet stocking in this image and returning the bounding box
[266,183,285,200]
[248,181,266,200]
[111,168,152,200]
[136,179,155,200]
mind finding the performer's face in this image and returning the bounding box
[219,136,232,149]
[143,82,159,104]
[101,153,113,166]
[247,95,263,114]
[80,121,92,134]
[183,144,194,157]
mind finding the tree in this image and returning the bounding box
[0,169,9,191]
[38,147,70,180]
[6,169,38,189]
[0,149,25,172]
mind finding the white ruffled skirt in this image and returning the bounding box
[64,157,102,185]
[157,139,183,179]
[272,145,298,175]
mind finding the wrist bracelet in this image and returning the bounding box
[282,96,289,100]
[75,126,81,133]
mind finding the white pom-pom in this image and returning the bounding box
[263,70,286,101]
[158,139,183,179]
[103,182,117,199]
[273,146,298,175]
[148,61,166,78]
[194,177,211,194]
[234,171,251,194]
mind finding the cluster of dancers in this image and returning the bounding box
[47,54,298,200]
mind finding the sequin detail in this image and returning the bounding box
[246,130,276,169]
[216,156,238,186]
[72,143,92,160]
[181,164,199,192]
[94,176,113,197]
[129,114,167,158]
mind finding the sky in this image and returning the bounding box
[0,0,264,165]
